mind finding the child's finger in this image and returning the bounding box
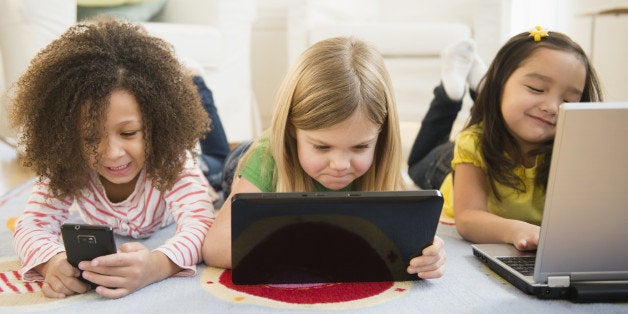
[81,269,126,288]
[514,239,528,251]
[409,253,439,268]
[422,235,444,256]
[63,277,91,295]
[80,252,128,269]
[417,264,446,279]
[42,280,71,298]
[407,255,446,277]
[95,285,132,299]
[118,242,146,253]
[41,282,67,299]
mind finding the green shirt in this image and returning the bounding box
[240,136,354,192]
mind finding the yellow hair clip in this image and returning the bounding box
[529,25,549,42]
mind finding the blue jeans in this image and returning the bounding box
[220,140,253,198]
[407,84,469,189]
[192,76,254,197]
[192,76,231,190]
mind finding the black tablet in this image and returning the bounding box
[230,190,443,285]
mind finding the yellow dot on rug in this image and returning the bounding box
[6,217,17,232]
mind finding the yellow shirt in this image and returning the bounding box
[440,125,545,225]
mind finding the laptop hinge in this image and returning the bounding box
[548,276,571,287]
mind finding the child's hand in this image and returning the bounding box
[37,252,90,298]
[512,223,540,251]
[78,242,178,299]
[407,235,446,279]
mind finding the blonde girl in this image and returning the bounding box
[203,36,446,279]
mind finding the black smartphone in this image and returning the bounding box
[61,223,117,287]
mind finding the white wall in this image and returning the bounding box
[250,0,628,131]
[250,0,303,128]
[250,0,506,128]
[571,1,628,102]
[509,0,574,36]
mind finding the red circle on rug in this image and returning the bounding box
[218,270,392,304]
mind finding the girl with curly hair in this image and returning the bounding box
[10,18,218,299]
[203,36,447,279]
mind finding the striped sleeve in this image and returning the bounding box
[12,178,74,281]
[155,157,215,276]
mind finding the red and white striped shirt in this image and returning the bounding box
[13,156,216,281]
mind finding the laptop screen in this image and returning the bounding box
[535,102,628,282]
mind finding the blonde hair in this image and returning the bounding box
[241,36,404,192]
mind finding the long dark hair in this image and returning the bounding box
[467,31,603,200]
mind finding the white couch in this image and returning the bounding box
[287,0,512,124]
[0,0,260,143]
[287,0,512,172]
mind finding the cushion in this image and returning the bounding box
[141,22,223,70]
[309,22,471,56]
[77,0,168,22]
[77,0,156,7]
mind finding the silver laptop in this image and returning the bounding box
[472,102,628,302]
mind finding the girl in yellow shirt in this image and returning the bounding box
[407,28,604,251]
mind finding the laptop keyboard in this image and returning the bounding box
[497,256,536,276]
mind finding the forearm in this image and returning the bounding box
[203,176,260,268]
[14,221,66,280]
[147,251,182,284]
[163,162,216,268]
[202,212,232,268]
[455,210,532,245]
[14,180,72,279]
[33,253,63,278]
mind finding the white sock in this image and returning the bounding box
[467,54,488,93]
[441,38,475,101]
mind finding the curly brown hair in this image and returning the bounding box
[9,18,210,197]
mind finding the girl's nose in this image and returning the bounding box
[330,153,350,171]
[102,138,124,159]
[541,97,562,114]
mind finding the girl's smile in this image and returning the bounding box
[103,162,134,177]
[527,113,556,127]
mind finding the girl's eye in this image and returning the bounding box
[564,95,582,103]
[353,144,370,150]
[121,131,138,137]
[527,86,544,93]
[314,145,329,150]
